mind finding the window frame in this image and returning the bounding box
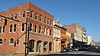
[0,26,2,33]
[50,20,52,25]
[21,23,25,32]
[39,15,42,21]
[34,24,37,33]
[38,26,42,34]
[2,25,5,33]
[44,17,46,23]
[14,14,17,19]
[9,24,13,33]
[0,17,2,21]
[22,11,26,18]
[14,24,16,32]
[30,12,33,18]
[9,38,14,45]
[44,27,46,35]
[0,38,2,45]
[29,23,33,32]
[35,14,38,19]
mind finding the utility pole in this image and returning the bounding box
[25,10,30,56]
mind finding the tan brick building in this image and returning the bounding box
[53,19,62,52]
[0,2,54,54]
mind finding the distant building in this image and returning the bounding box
[53,19,62,52]
[95,42,100,48]
[87,36,95,46]
[65,30,72,48]
[87,36,93,45]
[63,24,87,48]
[0,2,54,53]
[61,27,67,49]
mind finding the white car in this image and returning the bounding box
[73,48,79,51]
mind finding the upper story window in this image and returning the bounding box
[14,24,16,32]
[22,11,26,17]
[34,25,37,33]
[50,20,52,25]
[0,26,2,33]
[10,38,14,44]
[29,23,32,32]
[47,20,50,24]
[11,15,13,19]
[2,26,5,33]
[10,24,12,32]
[0,38,2,45]
[39,26,42,34]
[44,17,46,23]
[0,17,2,21]
[30,12,33,18]
[35,14,38,19]
[49,29,52,36]
[14,14,17,19]
[44,27,46,35]
[39,15,42,21]
[22,23,24,31]
[47,29,49,35]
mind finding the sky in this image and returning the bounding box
[0,0,100,42]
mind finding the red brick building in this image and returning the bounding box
[0,2,54,54]
[61,27,67,49]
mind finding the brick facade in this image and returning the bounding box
[61,27,67,49]
[0,2,54,53]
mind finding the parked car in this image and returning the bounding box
[73,48,79,51]
[78,47,89,51]
[60,48,73,53]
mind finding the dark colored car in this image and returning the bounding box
[78,47,89,51]
[60,48,73,53]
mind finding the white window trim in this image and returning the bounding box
[13,24,17,33]
[2,25,5,34]
[9,24,13,33]
[29,23,33,32]
[44,27,46,35]
[0,17,2,21]
[34,24,37,33]
[38,26,42,34]
[35,14,38,19]
[21,23,25,32]
[0,38,2,45]
[40,15,42,21]
[9,37,14,45]
[30,12,33,18]
[13,14,17,19]
[22,11,26,18]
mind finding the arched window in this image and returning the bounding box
[29,23,32,32]
[35,14,38,19]
[39,15,42,21]
[49,42,52,51]
[22,11,26,17]
[10,38,14,44]
[14,14,17,19]
[0,17,3,21]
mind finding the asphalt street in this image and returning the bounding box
[37,48,100,56]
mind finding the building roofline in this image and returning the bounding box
[0,2,54,19]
